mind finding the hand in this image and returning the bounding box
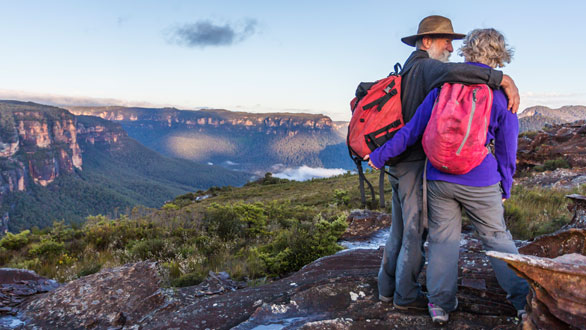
[363,154,380,170]
[502,198,507,204]
[500,74,520,113]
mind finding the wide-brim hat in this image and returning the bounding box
[401,15,466,47]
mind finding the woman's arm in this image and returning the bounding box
[367,88,439,169]
[493,92,519,199]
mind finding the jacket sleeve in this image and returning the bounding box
[422,60,503,91]
[493,92,519,199]
[369,89,438,169]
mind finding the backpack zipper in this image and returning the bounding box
[456,89,477,155]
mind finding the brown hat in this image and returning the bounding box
[401,15,466,47]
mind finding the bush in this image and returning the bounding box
[28,239,64,257]
[128,238,174,260]
[204,202,268,240]
[333,189,350,206]
[0,230,30,250]
[257,215,347,275]
[170,272,206,287]
[77,263,102,278]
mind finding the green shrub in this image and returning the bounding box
[257,215,347,275]
[333,189,350,206]
[162,203,180,211]
[171,272,206,287]
[28,239,64,257]
[128,238,174,260]
[204,202,268,240]
[543,158,571,171]
[0,230,30,250]
[77,263,102,278]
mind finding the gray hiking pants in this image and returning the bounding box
[426,180,529,312]
[378,160,426,304]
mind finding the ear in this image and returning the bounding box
[420,36,433,50]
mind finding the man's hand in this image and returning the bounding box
[500,74,520,113]
[363,154,380,170]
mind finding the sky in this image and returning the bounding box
[0,1,585,121]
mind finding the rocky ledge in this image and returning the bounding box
[1,197,585,329]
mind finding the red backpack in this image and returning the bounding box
[422,83,493,175]
[347,64,405,207]
[348,66,404,161]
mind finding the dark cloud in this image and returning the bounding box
[169,19,258,48]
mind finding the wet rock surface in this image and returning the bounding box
[0,268,58,319]
[341,210,391,240]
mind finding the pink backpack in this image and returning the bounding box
[422,83,493,175]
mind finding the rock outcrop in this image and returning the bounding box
[490,194,586,330]
[67,106,344,132]
[9,228,524,329]
[0,102,85,211]
[341,210,391,240]
[21,262,164,329]
[518,105,586,133]
[0,268,58,324]
[516,121,586,188]
[65,105,352,172]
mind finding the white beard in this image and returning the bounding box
[428,47,451,63]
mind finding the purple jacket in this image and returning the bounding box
[369,63,519,199]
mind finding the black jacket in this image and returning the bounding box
[398,50,503,162]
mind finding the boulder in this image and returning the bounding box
[20,261,165,329]
[341,210,391,240]
[0,268,58,317]
[488,251,586,330]
[490,195,586,330]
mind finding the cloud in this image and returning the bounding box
[273,165,348,181]
[0,89,162,108]
[168,19,257,48]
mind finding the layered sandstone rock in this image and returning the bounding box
[341,210,391,240]
[516,121,586,188]
[21,262,164,329]
[490,194,586,330]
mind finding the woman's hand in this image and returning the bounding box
[363,154,380,170]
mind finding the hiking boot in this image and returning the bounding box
[393,294,428,311]
[428,303,449,324]
[428,298,457,325]
[378,294,392,303]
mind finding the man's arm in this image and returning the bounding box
[423,60,520,113]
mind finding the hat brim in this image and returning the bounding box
[401,32,466,47]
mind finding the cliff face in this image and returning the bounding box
[66,106,352,172]
[0,104,82,191]
[67,106,343,132]
[75,115,127,148]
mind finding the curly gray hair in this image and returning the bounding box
[458,28,513,68]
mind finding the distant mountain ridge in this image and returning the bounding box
[0,101,250,231]
[66,106,354,173]
[519,105,586,132]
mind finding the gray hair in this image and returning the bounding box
[458,28,513,68]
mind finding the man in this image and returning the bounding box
[367,15,520,310]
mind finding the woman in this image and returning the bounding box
[365,28,528,324]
